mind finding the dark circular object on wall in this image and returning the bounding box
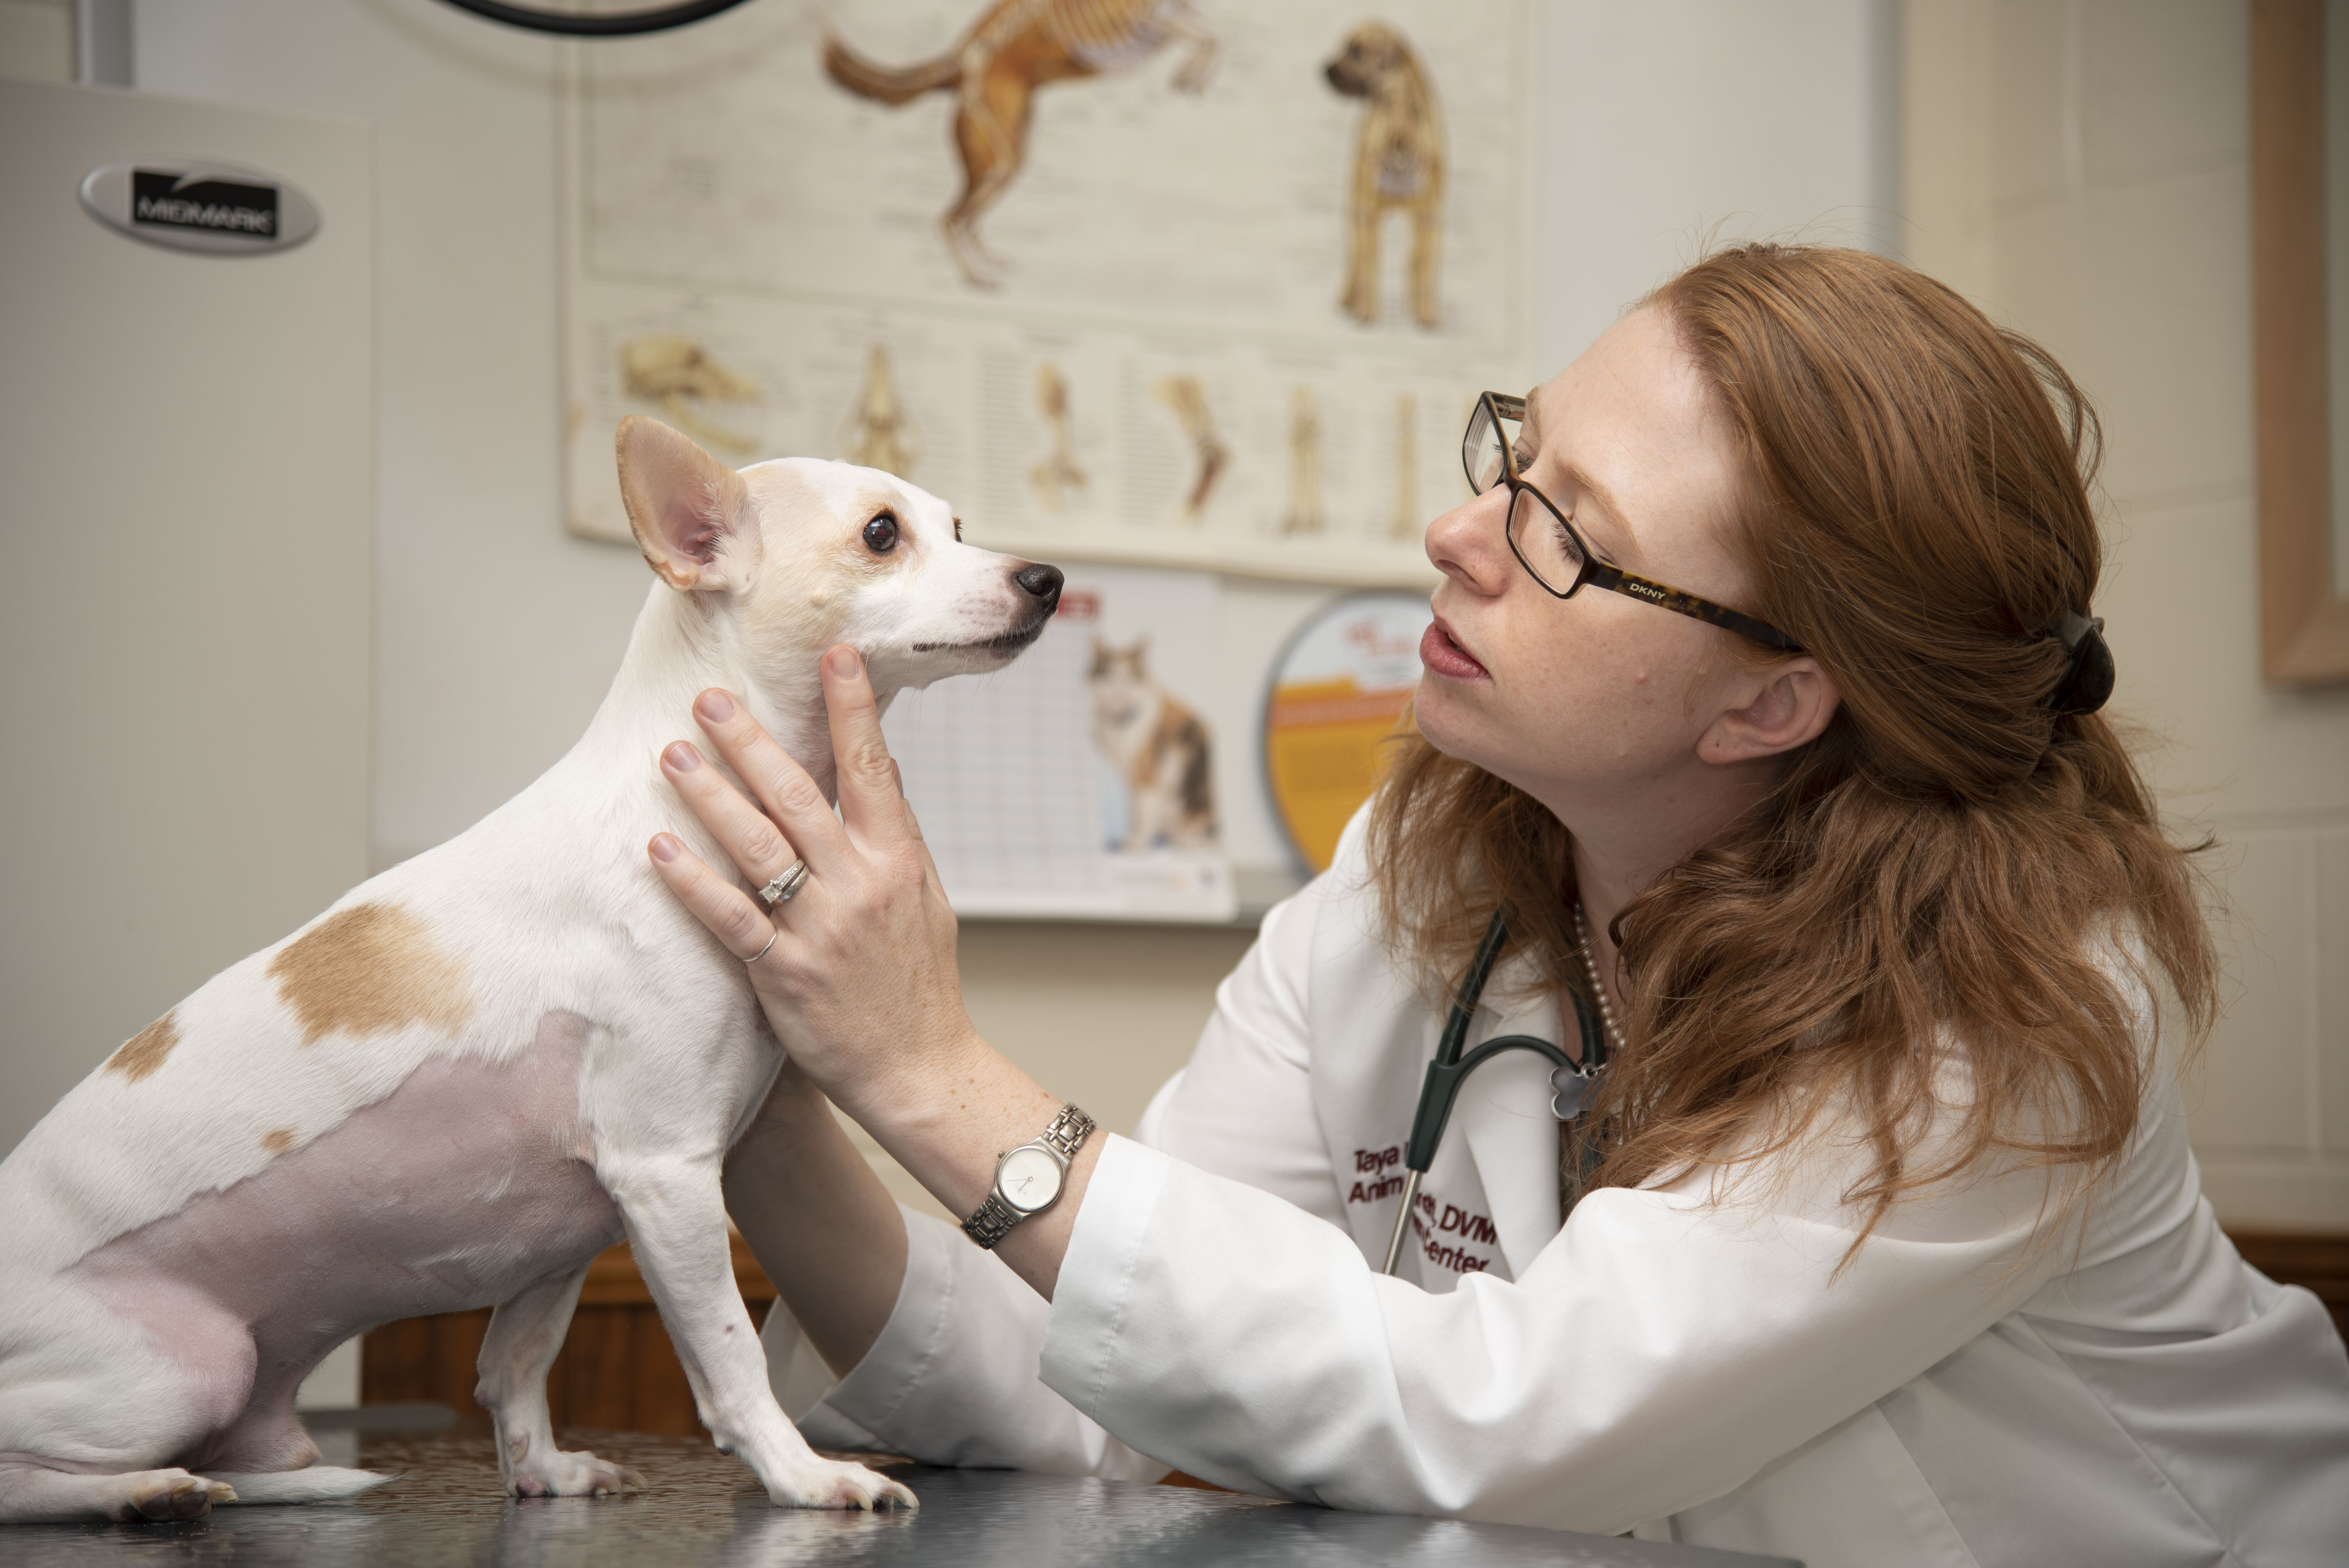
[435,0,754,38]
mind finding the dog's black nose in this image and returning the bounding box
[1014,563,1063,611]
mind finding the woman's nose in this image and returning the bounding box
[1423,486,1515,595]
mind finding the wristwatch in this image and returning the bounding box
[961,1105,1097,1249]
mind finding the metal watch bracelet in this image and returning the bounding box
[961,1105,1097,1250]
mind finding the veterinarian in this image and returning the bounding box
[648,246,2349,1566]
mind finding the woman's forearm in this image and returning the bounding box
[827,1031,1103,1302]
[722,1071,910,1378]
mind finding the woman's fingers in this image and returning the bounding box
[690,687,851,876]
[647,832,779,962]
[822,646,909,849]
[659,740,802,892]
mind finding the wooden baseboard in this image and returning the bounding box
[364,1228,2349,1435]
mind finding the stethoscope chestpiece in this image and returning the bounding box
[1550,1063,1603,1121]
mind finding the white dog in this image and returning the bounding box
[0,416,1064,1523]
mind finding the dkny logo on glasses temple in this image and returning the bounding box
[132,171,278,236]
[1620,580,1669,601]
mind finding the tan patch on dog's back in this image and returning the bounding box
[260,1128,297,1154]
[268,903,475,1046]
[107,1012,179,1082]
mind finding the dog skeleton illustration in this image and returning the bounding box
[1089,638,1215,851]
[1325,23,1445,328]
[842,344,919,478]
[823,0,1219,288]
[1150,374,1225,521]
[1028,362,1087,512]
[620,337,761,456]
[1391,392,1418,539]
[1282,386,1325,536]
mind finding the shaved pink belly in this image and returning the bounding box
[66,1012,624,1431]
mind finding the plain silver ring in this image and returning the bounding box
[743,929,778,964]
[757,861,809,908]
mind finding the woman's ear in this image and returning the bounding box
[616,415,756,592]
[1699,658,1841,766]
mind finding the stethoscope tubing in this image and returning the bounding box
[1379,909,1604,1276]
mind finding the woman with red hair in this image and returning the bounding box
[654,246,2349,1565]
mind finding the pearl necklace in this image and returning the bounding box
[1573,903,1629,1057]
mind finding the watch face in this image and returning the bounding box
[998,1146,1064,1214]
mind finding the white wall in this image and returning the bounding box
[1533,0,1901,375]
[125,0,1895,1156]
[1907,0,2349,1230]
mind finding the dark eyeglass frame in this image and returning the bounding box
[1465,391,1801,651]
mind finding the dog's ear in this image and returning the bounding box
[616,415,759,592]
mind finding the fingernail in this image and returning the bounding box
[695,689,736,723]
[826,646,861,680]
[663,741,701,773]
[649,834,681,862]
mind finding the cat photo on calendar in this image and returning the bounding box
[1087,637,1218,853]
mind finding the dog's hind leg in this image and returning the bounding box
[474,1261,643,1499]
[0,1461,238,1524]
[943,78,1028,288]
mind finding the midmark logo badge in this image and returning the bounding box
[78,159,321,255]
[131,170,278,236]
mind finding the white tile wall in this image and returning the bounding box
[1910,0,2349,1230]
[0,0,73,81]
[2194,832,2319,1152]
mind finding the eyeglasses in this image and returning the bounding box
[1462,391,1800,651]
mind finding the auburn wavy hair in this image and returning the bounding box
[1367,244,2216,1230]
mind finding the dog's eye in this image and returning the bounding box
[863,513,898,554]
[952,516,963,542]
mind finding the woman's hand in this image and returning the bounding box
[647,645,979,1111]
[648,646,1093,1300]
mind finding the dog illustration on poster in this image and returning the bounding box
[1089,638,1216,851]
[1324,22,1446,328]
[823,0,1221,288]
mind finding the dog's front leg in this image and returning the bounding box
[1342,163,1381,322]
[1410,192,1442,328]
[602,1155,916,1509]
[476,1262,645,1498]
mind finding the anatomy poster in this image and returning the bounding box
[560,0,1531,586]
[881,567,1234,919]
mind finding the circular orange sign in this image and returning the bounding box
[1262,593,1427,873]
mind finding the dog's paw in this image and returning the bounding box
[764,1457,917,1512]
[116,1470,237,1522]
[508,1448,646,1500]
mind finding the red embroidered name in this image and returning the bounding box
[1346,1152,1499,1274]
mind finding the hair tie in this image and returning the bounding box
[2045,610,2113,716]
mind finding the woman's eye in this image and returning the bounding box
[863,513,898,553]
[1553,518,1587,566]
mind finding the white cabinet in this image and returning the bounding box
[0,79,372,1158]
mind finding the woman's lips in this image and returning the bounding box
[1420,620,1489,681]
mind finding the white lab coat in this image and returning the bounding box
[763,816,2349,1566]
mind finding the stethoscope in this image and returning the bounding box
[1380,908,1612,1276]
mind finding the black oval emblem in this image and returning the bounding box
[78,160,321,254]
